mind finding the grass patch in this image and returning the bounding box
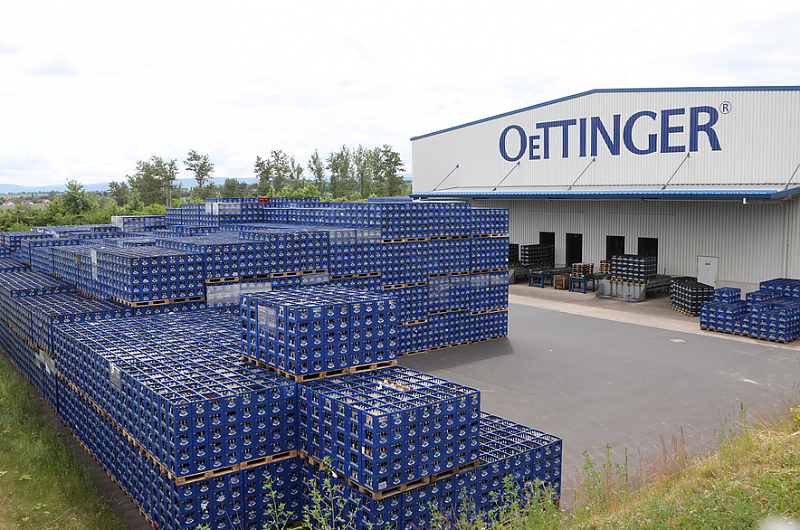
[0,355,126,530]
[439,402,800,529]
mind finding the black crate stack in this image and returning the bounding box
[520,244,554,267]
[610,255,657,282]
[670,278,714,316]
[509,243,520,266]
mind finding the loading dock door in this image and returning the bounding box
[539,232,555,246]
[606,235,625,260]
[565,233,583,266]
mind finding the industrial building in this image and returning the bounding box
[411,86,800,288]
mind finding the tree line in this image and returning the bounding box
[108,145,408,208]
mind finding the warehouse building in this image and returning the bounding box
[411,86,800,288]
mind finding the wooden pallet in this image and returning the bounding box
[428,307,469,316]
[428,271,470,278]
[381,237,430,243]
[672,306,700,317]
[110,295,205,308]
[300,452,479,500]
[330,272,381,280]
[205,276,238,284]
[349,360,397,374]
[76,288,105,301]
[400,318,428,326]
[610,279,648,285]
[472,233,510,238]
[241,354,397,381]
[382,281,428,290]
[428,235,471,240]
[470,268,507,274]
[469,308,508,315]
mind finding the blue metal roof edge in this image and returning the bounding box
[411,187,800,201]
[410,85,800,142]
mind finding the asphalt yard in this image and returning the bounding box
[400,284,800,498]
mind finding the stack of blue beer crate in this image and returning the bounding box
[698,280,800,342]
[0,196,549,530]
[0,230,53,251]
[0,258,29,273]
[12,238,81,264]
[51,310,302,530]
[93,247,204,304]
[298,369,561,530]
[240,287,399,376]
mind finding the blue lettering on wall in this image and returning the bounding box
[622,111,657,155]
[591,115,621,156]
[536,119,577,159]
[499,125,526,161]
[689,106,721,152]
[660,108,685,153]
[499,105,723,162]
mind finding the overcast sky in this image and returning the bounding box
[2,0,799,187]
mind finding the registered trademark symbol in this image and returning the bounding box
[720,101,732,114]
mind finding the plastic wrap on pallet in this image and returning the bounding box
[111,215,167,232]
[241,287,398,374]
[428,310,470,349]
[468,310,508,342]
[428,239,470,275]
[54,309,298,477]
[50,245,108,300]
[207,279,272,308]
[0,317,59,410]
[299,366,480,492]
[469,271,508,313]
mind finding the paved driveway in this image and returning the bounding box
[400,298,800,494]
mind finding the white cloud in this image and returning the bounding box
[0,0,799,187]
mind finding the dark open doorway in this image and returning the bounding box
[539,232,555,247]
[606,235,625,260]
[638,237,658,264]
[565,233,583,266]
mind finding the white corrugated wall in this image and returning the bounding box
[471,198,797,284]
[412,89,800,193]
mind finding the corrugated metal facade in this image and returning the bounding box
[412,88,800,194]
[473,198,798,285]
[411,87,800,285]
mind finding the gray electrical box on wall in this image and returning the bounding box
[698,256,719,288]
